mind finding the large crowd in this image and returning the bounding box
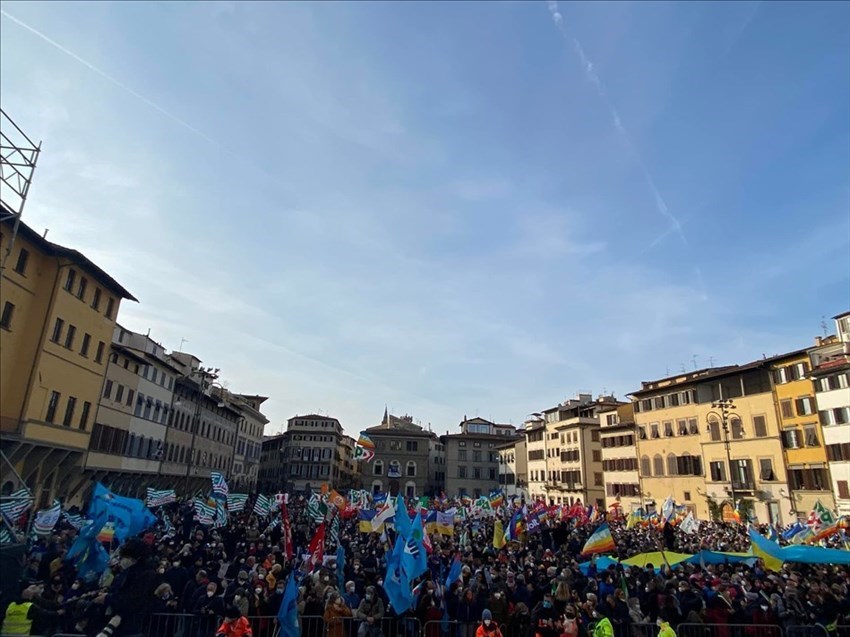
[2,496,849,637]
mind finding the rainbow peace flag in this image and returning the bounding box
[582,522,616,555]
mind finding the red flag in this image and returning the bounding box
[281,500,293,561]
[303,522,325,573]
[421,515,433,554]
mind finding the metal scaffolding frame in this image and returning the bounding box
[0,108,42,271]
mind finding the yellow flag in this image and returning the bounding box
[493,519,506,549]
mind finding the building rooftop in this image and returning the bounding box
[4,218,137,301]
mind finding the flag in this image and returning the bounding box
[336,543,346,591]
[372,498,396,531]
[210,471,229,500]
[435,511,455,536]
[358,509,378,533]
[88,483,156,544]
[402,511,428,579]
[807,500,836,529]
[277,570,300,637]
[328,513,340,548]
[33,500,62,535]
[145,488,176,508]
[0,488,33,523]
[307,494,327,523]
[748,526,784,571]
[493,520,506,549]
[96,523,115,544]
[161,515,176,540]
[304,523,326,573]
[62,511,86,530]
[660,496,675,523]
[226,493,249,513]
[445,552,462,590]
[254,494,271,517]
[66,510,110,579]
[384,535,414,613]
[212,500,228,528]
[582,523,616,555]
[626,509,643,529]
[354,433,376,462]
[194,498,216,525]
[679,512,700,535]
[767,525,779,543]
[281,499,293,560]
[328,490,347,510]
[489,490,504,509]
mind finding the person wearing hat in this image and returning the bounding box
[476,608,503,637]
[215,605,253,637]
[92,538,157,637]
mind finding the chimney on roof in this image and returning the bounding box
[815,336,823,346]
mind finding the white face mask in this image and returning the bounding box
[255,588,263,595]
[484,620,491,626]
[207,591,215,598]
[119,558,134,569]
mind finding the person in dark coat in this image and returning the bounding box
[93,538,158,637]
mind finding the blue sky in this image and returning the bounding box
[2,1,848,435]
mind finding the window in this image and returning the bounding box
[664,421,674,437]
[688,418,699,435]
[684,491,691,501]
[730,417,744,440]
[709,460,727,482]
[105,297,115,319]
[638,426,647,440]
[115,384,124,403]
[473,450,482,462]
[458,466,467,479]
[51,318,64,343]
[677,419,688,436]
[780,400,794,419]
[781,428,801,449]
[708,419,721,441]
[753,415,768,438]
[373,460,384,476]
[759,458,776,481]
[62,396,77,427]
[77,277,87,300]
[64,324,76,349]
[820,407,850,426]
[0,302,14,330]
[669,393,680,407]
[594,472,603,486]
[640,455,651,476]
[654,397,665,410]
[650,423,660,439]
[653,454,665,476]
[458,449,467,461]
[79,401,91,431]
[91,287,102,311]
[838,481,850,500]
[103,380,113,399]
[803,424,819,447]
[79,333,91,357]
[126,389,134,406]
[473,467,481,479]
[592,450,601,462]
[64,269,77,292]
[795,397,816,417]
[731,459,754,489]
[591,430,599,442]
[667,454,678,476]
[13,248,29,275]
[95,341,105,364]
[827,442,850,461]
[46,391,60,423]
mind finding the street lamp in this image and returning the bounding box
[706,399,738,511]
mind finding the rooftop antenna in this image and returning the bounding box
[665,365,670,376]
[708,356,715,368]
[680,363,687,373]
[692,354,699,370]
[179,338,188,352]
[821,316,829,337]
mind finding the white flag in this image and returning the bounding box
[680,511,700,535]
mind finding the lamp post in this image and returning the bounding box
[707,399,738,511]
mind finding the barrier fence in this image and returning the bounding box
[4,618,848,637]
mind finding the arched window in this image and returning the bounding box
[640,455,651,476]
[653,454,665,476]
[372,480,383,494]
[730,417,745,440]
[373,460,384,476]
[388,460,401,478]
[405,481,416,498]
[708,418,721,441]
[406,461,417,477]
[667,454,678,476]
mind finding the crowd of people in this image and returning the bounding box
[2,495,849,637]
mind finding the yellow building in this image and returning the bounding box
[599,402,642,514]
[770,351,835,518]
[631,356,792,525]
[0,219,135,504]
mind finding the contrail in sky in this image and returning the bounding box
[546,1,687,247]
[1,9,215,144]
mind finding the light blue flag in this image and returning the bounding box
[278,570,301,637]
[384,535,414,613]
[402,511,428,580]
[336,543,346,592]
[88,484,156,543]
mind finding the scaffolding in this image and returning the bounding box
[0,108,42,271]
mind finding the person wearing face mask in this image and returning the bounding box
[655,610,675,637]
[510,602,533,637]
[325,591,354,637]
[476,608,503,637]
[487,588,509,627]
[355,585,384,637]
[92,539,157,637]
[149,584,179,637]
[343,581,361,610]
[532,593,559,637]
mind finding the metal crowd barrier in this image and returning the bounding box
[626,623,658,637]
[146,612,281,637]
[785,627,832,637]
[336,615,422,637]
[423,620,479,637]
[678,624,783,637]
